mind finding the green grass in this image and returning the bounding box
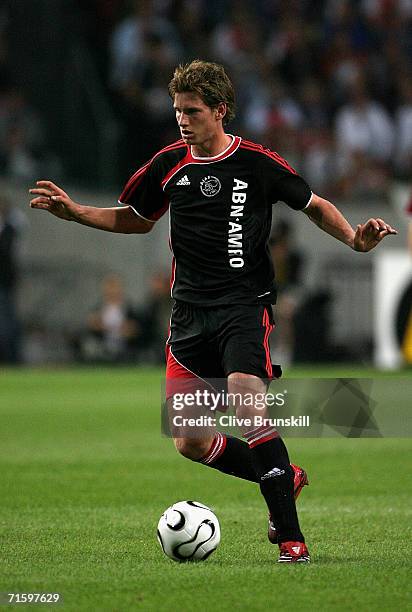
[0,367,411,611]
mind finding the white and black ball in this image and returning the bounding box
[157,500,220,562]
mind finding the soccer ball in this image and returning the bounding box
[157,500,220,562]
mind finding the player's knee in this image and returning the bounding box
[174,437,211,461]
[228,371,265,393]
[228,371,267,417]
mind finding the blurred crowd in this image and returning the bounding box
[0,195,22,363]
[0,4,61,182]
[1,0,412,366]
[0,0,411,198]
[83,0,412,197]
[72,271,171,365]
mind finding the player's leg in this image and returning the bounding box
[195,432,259,482]
[166,299,309,537]
[166,302,260,483]
[227,372,300,532]
[173,435,214,460]
[228,372,309,562]
[220,304,309,562]
[168,394,259,482]
[267,463,308,544]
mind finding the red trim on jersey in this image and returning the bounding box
[263,308,274,378]
[161,136,242,190]
[160,139,185,151]
[120,140,186,203]
[120,161,151,203]
[189,135,241,162]
[161,148,193,189]
[240,140,297,174]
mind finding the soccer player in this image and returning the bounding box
[29,60,397,563]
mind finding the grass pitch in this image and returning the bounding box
[0,367,411,611]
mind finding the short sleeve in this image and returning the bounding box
[259,150,312,211]
[275,174,312,211]
[118,156,169,222]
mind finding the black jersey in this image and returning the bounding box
[118,135,312,305]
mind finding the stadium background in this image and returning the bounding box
[0,0,411,367]
[1,2,411,610]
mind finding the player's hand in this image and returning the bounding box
[353,218,397,252]
[29,181,78,221]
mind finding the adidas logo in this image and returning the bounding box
[292,546,301,554]
[176,175,190,186]
[261,467,285,481]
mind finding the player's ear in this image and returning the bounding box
[215,102,227,122]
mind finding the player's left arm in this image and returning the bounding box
[304,193,398,252]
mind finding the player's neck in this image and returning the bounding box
[191,133,232,158]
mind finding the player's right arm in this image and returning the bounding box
[29,180,153,234]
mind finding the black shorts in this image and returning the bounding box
[166,301,280,392]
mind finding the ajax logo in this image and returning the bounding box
[200,176,221,197]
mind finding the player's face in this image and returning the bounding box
[173,93,222,147]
